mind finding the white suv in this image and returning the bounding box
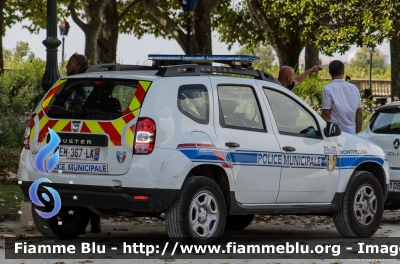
[19,55,389,244]
[359,101,400,208]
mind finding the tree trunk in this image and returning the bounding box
[97,0,119,64]
[272,39,304,70]
[192,0,212,55]
[0,0,5,74]
[84,24,101,64]
[305,44,319,71]
[390,20,400,101]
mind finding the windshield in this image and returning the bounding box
[46,79,138,120]
[370,109,400,134]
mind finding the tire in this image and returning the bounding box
[166,176,227,245]
[225,215,254,231]
[32,204,90,239]
[333,171,383,238]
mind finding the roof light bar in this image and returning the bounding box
[148,54,259,69]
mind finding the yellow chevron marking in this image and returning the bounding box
[139,81,151,91]
[52,120,70,132]
[126,129,134,146]
[39,116,49,131]
[84,121,114,146]
[112,118,126,135]
[30,125,36,141]
[128,97,141,112]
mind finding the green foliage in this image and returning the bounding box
[0,184,23,214]
[236,44,276,71]
[0,117,26,148]
[0,42,45,116]
[292,77,329,106]
[315,0,399,55]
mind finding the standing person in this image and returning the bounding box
[66,52,89,76]
[278,65,322,90]
[321,60,362,134]
[65,53,101,233]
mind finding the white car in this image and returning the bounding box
[18,55,389,244]
[359,101,400,208]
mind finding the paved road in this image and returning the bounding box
[1,211,400,264]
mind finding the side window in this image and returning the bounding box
[177,84,209,124]
[371,110,400,133]
[112,85,137,111]
[218,85,265,130]
[264,88,320,137]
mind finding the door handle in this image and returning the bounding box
[225,142,240,148]
[282,146,296,152]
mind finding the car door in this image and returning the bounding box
[365,108,400,187]
[211,77,281,204]
[262,87,340,203]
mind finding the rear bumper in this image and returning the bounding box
[20,181,179,213]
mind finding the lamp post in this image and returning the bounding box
[42,0,61,92]
[368,46,374,91]
[59,20,70,66]
[179,0,200,54]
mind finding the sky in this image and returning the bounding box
[3,19,391,67]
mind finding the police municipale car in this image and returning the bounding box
[18,55,389,244]
[358,101,400,208]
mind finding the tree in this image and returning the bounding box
[313,0,400,98]
[215,0,330,68]
[0,0,28,74]
[136,0,227,55]
[348,47,388,71]
[236,44,276,71]
[69,0,111,64]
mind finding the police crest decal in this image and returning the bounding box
[116,151,126,163]
[324,146,337,173]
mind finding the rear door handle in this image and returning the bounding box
[225,142,240,148]
[282,146,296,152]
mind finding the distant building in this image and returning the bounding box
[348,49,389,64]
[298,59,338,70]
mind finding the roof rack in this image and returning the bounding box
[84,63,157,73]
[155,64,280,85]
[148,54,259,70]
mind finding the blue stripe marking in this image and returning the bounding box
[178,148,386,169]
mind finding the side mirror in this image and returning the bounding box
[324,122,342,137]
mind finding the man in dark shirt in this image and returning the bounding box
[278,65,322,90]
[65,53,101,233]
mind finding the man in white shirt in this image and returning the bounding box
[321,60,362,134]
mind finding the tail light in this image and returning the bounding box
[134,118,156,154]
[23,113,36,149]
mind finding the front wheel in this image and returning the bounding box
[333,171,383,237]
[165,176,226,245]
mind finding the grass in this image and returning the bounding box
[0,184,23,214]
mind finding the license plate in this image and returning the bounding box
[54,162,108,174]
[59,147,100,161]
[389,181,400,192]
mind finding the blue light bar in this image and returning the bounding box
[148,54,259,63]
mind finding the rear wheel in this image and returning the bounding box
[166,176,226,244]
[225,215,254,231]
[333,171,383,237]
[32,205,90,239]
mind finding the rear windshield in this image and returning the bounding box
[46,79,138,120]
[370,109,400,134]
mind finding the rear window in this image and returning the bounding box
[46,79,138,120]
[371,109,400,134]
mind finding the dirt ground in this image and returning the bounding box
[1,211,400,264]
